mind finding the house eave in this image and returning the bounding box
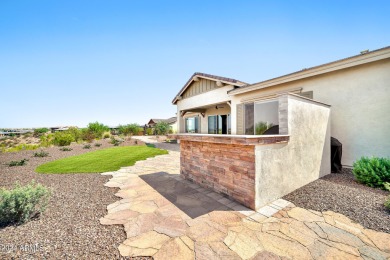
[228,46,390,96]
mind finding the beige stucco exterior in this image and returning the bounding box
[175,48,390,167]
[255,94,331,208]
[177,84,233,134]
[230,58,390,166]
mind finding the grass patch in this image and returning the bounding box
[36,146,168,174]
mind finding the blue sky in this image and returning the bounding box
[1,0,389,128]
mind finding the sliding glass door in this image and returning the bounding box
[208,114,231,134]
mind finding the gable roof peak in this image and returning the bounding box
[172,72,247,104]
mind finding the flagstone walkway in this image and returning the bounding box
[101,151,390,259]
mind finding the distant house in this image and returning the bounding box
[50,126,73,132]
[147,117,177,133]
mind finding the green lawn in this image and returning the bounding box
[36,146,168,174]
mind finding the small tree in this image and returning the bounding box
[154,122,170,135]
[87,122,109,139]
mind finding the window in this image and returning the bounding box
[185,116,200,133]
[254,100,279,135]
[243,100,279,135]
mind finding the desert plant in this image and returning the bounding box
[118,124,139,136]
[3,144,40,153]
[66,127,82,143]
[94,143,102,147]
[110,136,122,146]
[87,122,109,139]
[353,157,390,189]
[155,122,170,135]
[53,132,75,146]
[59,147,72,151]
[385,196,390,211]
[146,128,153,135]
[255,121,274,135]
[8,159,28,167]
[33,150,49,157]
[83,144,91,149]
[33,128,49,137]
[0,181,50,225]
[40,133,54,147]
[103,132,111,139]
[81,129,96,143]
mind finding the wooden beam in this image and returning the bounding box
[193,76,200,82]
[216,81,224,87]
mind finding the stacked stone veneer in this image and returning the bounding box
[177,135,289,209]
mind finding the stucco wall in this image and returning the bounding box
[231,59,390,166]
[255,94,331,209]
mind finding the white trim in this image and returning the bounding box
[238,88,302,103]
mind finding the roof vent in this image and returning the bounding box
[360,49,369,54]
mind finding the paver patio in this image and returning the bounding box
[101,151,390,259]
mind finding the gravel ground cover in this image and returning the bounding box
[284,168,390,233]
[0,138,144,259]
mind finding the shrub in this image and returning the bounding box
[155,122,170,135]
[146,128,153,135]
[8,159,28,167]
[81,129,96,143]
[40,133,54,147]
[110,137,121,146]
[83,144,91,149]
[385,197,390,211]
[94,143,102,147]
[53,132,74,146]
[66,127,82,143]
[33,150,49,157]
[59,147,72,151]
[33,128,49,137]
[0,181,50,225]
[118,124,140,136]
[87,122,109,139]
[384,182,390,192]
[353,157,390,189]
[103,132,111,139]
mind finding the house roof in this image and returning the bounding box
[229,46,390,95]
[172,72,247,104]
[148,117,177,126]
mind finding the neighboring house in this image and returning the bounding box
[173,46,390,167]
[50,126,73,132]
[147,117,178,133]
